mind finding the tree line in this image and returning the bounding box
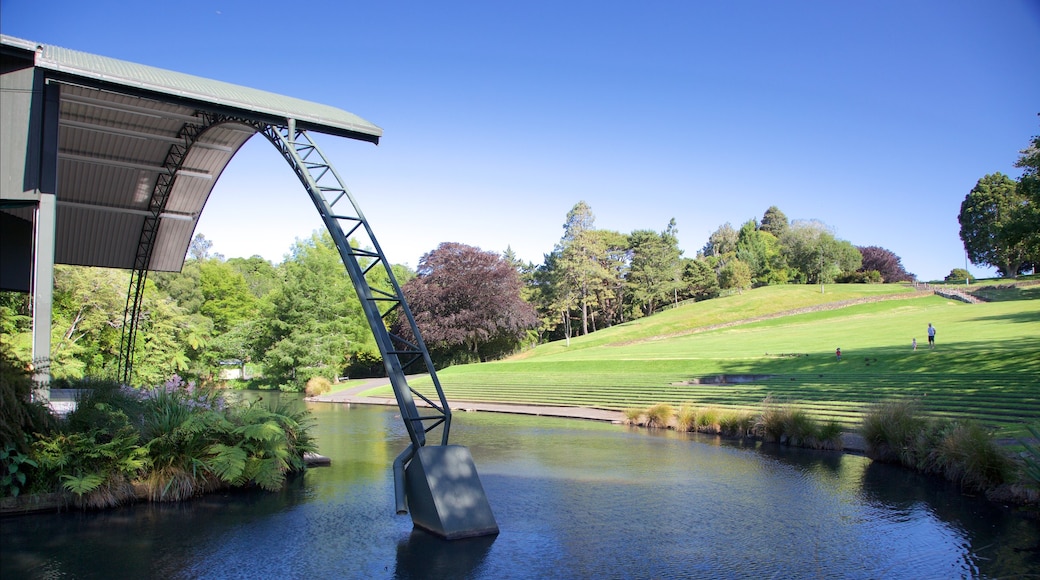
[5,124,1033,388]
[1,202,915,389]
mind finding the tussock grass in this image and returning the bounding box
[719,410,755,438]
[696,407,722,434]
[675,404,697,432]
[645,404,674,429]
[861,399,1012,492]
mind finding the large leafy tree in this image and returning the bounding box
[49,266,128,380]
[780,220,862,285]
[760,206,789,239]
[591,229,630,328]
[735,219,788,286]
[556,201,610,336]
[1011,129,1040,269]
[678,258,720,302]
[701,222,739,258]
[259,231,370,387]
[958,173,1030,277]
[857,246,914,282]
[397,242,537,364]
[626,219,682,317]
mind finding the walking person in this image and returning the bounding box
[912,338,917,351]
[836,347,841,362]
[927,323,936,349]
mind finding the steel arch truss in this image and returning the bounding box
[119,114,217,384]
[117,115,462,519]
[253,120,452,454]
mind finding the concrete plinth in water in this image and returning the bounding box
[405,445,499,540]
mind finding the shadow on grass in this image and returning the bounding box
[971,284,1040,302]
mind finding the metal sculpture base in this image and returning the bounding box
[405,445,499,540]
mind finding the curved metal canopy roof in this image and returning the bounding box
[1,34,381,272]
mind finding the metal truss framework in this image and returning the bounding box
[119,114,216,384]
[117,117,452,513]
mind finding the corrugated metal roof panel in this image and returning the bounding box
[17,36,382,143]
[2,34,379,273]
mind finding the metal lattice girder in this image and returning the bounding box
[254,119,452,451]
[119,114,217,385]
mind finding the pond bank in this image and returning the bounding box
[306,377,870,452]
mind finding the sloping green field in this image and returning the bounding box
[368,283,1040,437]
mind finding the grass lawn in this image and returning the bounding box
[365,283,1040,438]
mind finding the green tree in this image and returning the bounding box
[701,222,739,258]
[129,279,200,387]
[592,229,630,328]
[1011,128,1040,270]
[678,258,720,302]
[626,219,682,317]
[760,206,789,238]
[944,268,974,284]
[718,259,753,294]
[49,266,128,380]
[227,256,280,300]
[556,202,610,337]
[780,220,862,286]
[198,261,257,334]
[258,231,371,387]
[735,219,788,286]
[958,173,1030,277]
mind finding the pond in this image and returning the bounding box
[3,398,1038,578]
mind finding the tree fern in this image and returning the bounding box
[61,472,105,496]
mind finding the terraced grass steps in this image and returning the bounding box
[362,282,1040,438]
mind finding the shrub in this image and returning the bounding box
[0,349,56,451]
[305,376,332,397]
[32,422,147,509]
[645,404,674,429]
[1,442,38,497]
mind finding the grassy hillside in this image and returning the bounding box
[367,283,1040,437]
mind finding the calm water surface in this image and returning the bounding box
[2,398,1038,579]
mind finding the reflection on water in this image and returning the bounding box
[2,400,1038,579]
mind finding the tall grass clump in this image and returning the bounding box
[860,399,928,465]
[623,407,644,425]
[697,407,722,434]
[756,397,788,443]
[718,410,755,438]
[862,399,1012,493]
[675,404,697,432]
[1020,423,1040,486]
[305,377,332,397]
[935,422,1012,491]
[645,403,674,429]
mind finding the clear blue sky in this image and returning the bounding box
[4,1,1038,281]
